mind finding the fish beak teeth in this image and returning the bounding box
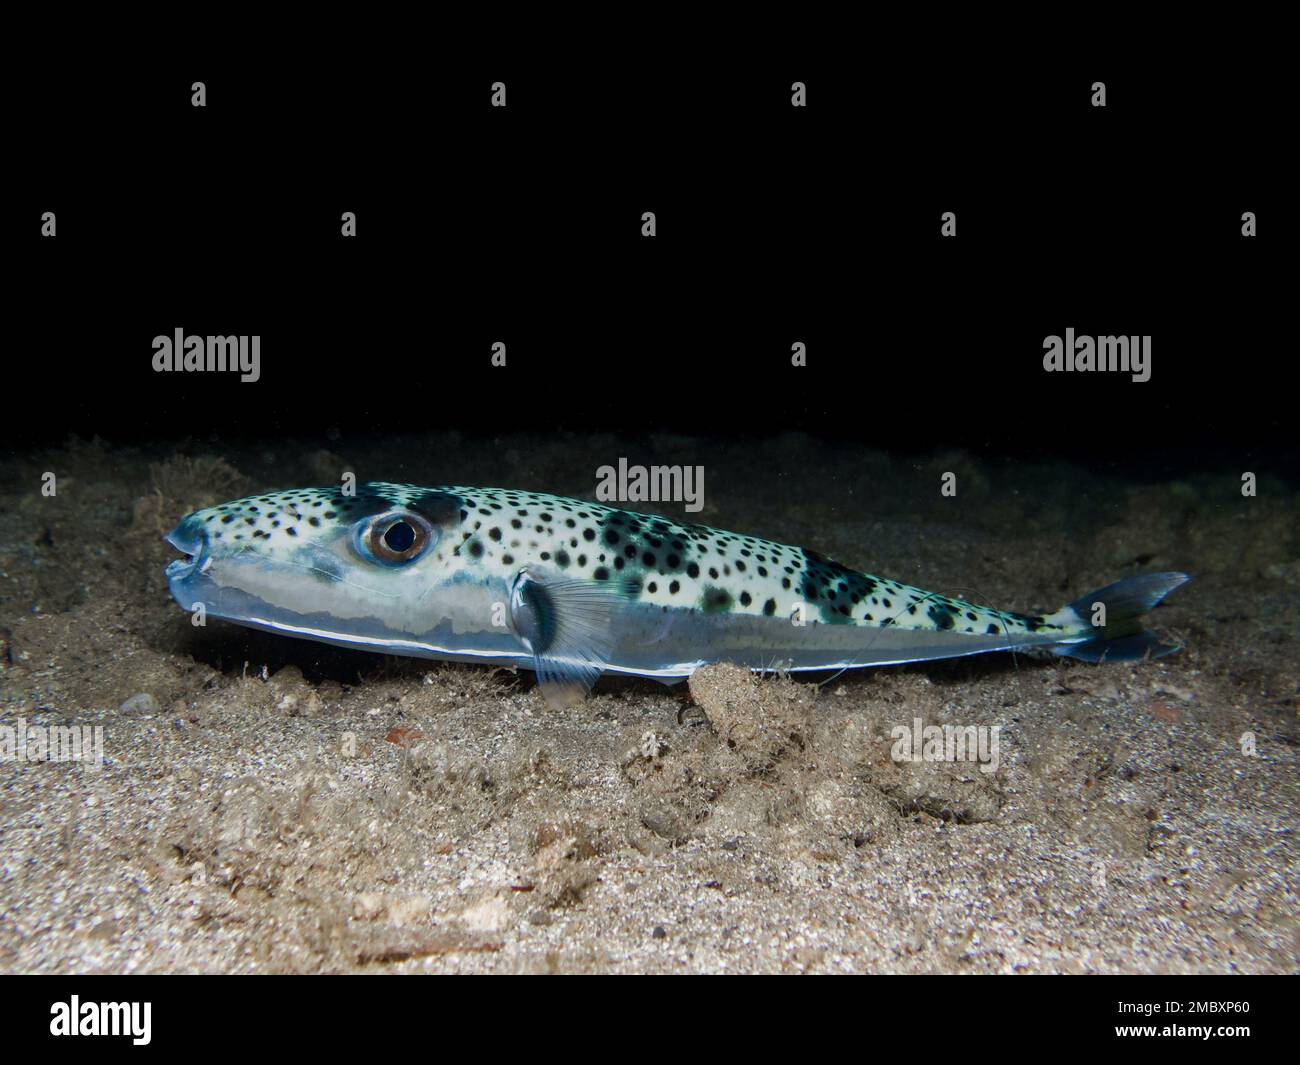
[164,525,206,580]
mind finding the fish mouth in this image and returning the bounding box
[164,524,209,581]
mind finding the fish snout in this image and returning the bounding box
[164,520,209,581]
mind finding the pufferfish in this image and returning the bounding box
[164,482,1189,706]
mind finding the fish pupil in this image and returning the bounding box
[383,521,416,552]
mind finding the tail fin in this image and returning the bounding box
[1052,572,1190,663]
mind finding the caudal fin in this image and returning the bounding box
[1052,571,1190,663]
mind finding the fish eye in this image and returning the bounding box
[358,511,434,565]
[384,521,415,552]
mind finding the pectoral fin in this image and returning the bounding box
[509,570,635,707]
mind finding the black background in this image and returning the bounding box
[14,46,1291,477]
[4,972,1284,1047]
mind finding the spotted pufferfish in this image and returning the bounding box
[164,482,1189,706]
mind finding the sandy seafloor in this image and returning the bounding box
[0,432,1295,974]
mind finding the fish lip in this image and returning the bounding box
[164,524,206,580]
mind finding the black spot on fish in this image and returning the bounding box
[927,604,955,630]
[344,493,398,520]
[702,587,733,614]
[763,597,776,616]
[1008,612,1045,632]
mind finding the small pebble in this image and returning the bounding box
[118,693,159,714]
